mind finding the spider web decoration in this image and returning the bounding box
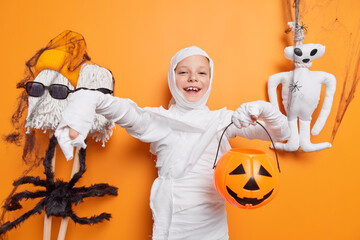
[0,136,118,235]
[4,30,91,166]
[285,0,360,144]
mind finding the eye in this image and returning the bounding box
[294,48,303,56]
[310,49,318,56]
[230,164,246,175]
[258,165,272,177]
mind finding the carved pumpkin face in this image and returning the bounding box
[214,149,279,209]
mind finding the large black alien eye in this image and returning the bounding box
[310,49,318,56]
[258,165,272,177]
[230,164,246,175]
[294,48,302,56]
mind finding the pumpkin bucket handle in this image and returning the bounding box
[212,121,281,173]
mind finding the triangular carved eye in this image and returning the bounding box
[258,165,272,177]
[230,164,246,175]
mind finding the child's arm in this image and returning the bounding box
[55,90,167,160]
[56,89,137,139]
[229,100,290,142]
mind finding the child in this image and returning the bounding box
[55,46,289,240]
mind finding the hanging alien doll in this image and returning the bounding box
[268,22,336,152]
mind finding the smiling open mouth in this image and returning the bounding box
[226,186,274,206]
[184,87,201,92]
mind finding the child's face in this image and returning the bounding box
[175,55,210,102]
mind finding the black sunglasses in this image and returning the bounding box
[23,81,113,100]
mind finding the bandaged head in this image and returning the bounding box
[168,46,214,110]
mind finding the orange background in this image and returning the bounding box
[0,0,360,239]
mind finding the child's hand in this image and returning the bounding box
[69,128,79,140]
[54,89,101,160]
[55,125,86,161]
[232,102,261,129]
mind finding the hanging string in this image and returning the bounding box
[286,0,305,114]
[212,121,281,173]
[295,0,299,27]
[256,121,280,173]
[293,0,304,46]
[212,122,233,169]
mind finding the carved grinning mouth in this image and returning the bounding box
[226,186,274,206]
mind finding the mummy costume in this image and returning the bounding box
[55,46,289,240]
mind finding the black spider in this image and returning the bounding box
[0,136,118,235]
[285,22,308,34]
[289,81,302,93]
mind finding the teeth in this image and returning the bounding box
[186,87,199,91]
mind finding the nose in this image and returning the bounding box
[188,73,198,82]
[302,58,310,63]
[243,176,260,191]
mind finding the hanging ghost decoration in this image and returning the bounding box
[268,23,336,152]
[25,30,115,143]
[5,30,114,164]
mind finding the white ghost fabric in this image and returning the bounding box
[26,63,115,153]
[25,69,74,133]
[55,46,289,239]
[76,63,115,143]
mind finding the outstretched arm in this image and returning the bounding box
[55,89,170,159]
[60,90,143,137]
[55,90,149,160]
[311,73,336,135]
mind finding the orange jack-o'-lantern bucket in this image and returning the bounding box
[213,122,280,209]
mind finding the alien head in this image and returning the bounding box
[284,43,325,68]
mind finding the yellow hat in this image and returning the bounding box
[34,30,89,87]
